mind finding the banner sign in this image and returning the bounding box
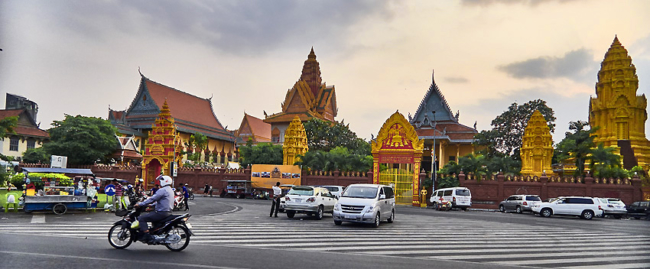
[378,155,414,164]
[251,164,301,189]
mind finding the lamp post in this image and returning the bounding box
[431,111,437,193]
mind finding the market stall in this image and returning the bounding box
[21,168,96,215]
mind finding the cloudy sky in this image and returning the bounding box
[1,0,649,143]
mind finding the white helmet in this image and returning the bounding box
[158,175,173,187]
[138,178,144,182]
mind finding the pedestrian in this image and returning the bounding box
[134,177,144,197]
[151,184,160,195]
[182,183,190,211]
[113,180,123,211]
[270,182,282,217]
[209,185,214,197]
[204,183,210,197]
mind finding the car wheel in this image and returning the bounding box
[334,220,342,226]
[581,210,594,220]
[516,206,522,214]
[634,217,641,220]
[499,205,505,213]
[372,213,380,228]
[287,211,295,218]
[387,209,395,223]
[614,215,622,219]
[316,206,324,220]
[540,208,552,217]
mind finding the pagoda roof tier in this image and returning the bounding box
[123,73,234,142]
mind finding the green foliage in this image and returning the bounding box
[239,141,283,167]
[437,153,520,184]
[183,132,209,163]
[296,146,372,172]
[43,115,118,165]
[592,166,630,179]
[0,116,18,138]
[474,99,555,159]
[436,162,461,189]
[303,118,371,155]
[22,147,51,164]
[590,143,621,170]
[0,166,9,186]
[26,173,71,180]
[553,121,598,176]
[10,174,25,190]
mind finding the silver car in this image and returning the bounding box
[598,198,627,219]
[284,186,337,220]
[499,195,542,213]
[332,184,395,228]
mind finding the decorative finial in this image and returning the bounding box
[612,35,621,46]
[308,47,316,59]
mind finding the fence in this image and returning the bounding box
[455,172,643,209]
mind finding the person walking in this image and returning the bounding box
[270,182,282,217]
[182,183,190,211]
[113,180,123,211]
[204,183,210,197]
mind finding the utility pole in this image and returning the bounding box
[431,111,437,193]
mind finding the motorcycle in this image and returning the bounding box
[173,191,186,211]
[108,206,193,252]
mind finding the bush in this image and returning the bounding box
[10,174,26,190]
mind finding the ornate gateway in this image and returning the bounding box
[372,112,424,206]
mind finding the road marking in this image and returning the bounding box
[492,255,650,266]
[438,250,650,260]
[0,250,247,269]
[562,263,650,269]
[30,215,45,224]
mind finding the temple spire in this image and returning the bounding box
[300,47,322,97]
[612,35,621,46]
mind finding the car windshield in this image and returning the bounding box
[342,186,378,199]
[455,189,470,196]
[288,188,313,196]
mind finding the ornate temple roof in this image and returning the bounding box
[264,48,337,124]
[410,71,477,143]
[235,113,272,143]
[0,109,49,139]
[120,73,234,141]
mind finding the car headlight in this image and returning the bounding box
[334,203,341,211]
[365,205,374,213]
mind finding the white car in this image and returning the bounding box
[597,198,627,219]
[322,185,345,198]
[429,187,472,210]
[532,196,603,220]
[332,184,395,228]
[284,186,337,220]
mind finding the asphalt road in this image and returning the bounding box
[1,197,649,269]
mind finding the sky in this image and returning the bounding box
[1,0,650,144]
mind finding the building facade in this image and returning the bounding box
[0,94,49,161]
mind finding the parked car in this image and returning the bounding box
[278,184,295,213]
[284,186,336,220]
[627,201,650,220]
[322,185,345,198]
[499,195,542,213]
[429,187,472,210]
[332,184,395,228]
[532,196,603,220]
[597,198,627,219]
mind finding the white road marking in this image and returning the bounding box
[30,215,45,224]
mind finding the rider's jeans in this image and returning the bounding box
[139,211,172,234]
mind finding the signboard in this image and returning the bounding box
[379,155,414,164]
[50,155,68,168]
[251,164,301,189]
[104,184,115,196]
[171,162,178,177]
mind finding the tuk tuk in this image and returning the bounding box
[221,179,252,199]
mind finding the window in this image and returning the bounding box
[449,156,456,162]
[27,139,36,149]
[9,137,19,151]
[455,189,470,196]
[379,187,385,199]
[526,196,541,201]
[383,187,394,199]
[443,190,452,196]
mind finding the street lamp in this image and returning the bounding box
[431,111,437,194]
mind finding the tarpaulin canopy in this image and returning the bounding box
[22,167,95,176]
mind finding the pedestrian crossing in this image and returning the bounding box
[1,212,649,268]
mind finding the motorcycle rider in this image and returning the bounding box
[135,175,174,242]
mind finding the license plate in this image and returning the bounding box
[295,199,302,202]
[186,222,193,229]
[345,215,356,219]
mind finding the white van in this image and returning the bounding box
[429,187,472,210]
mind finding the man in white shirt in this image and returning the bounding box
[270,182,282,217]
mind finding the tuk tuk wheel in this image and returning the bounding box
[53,203,67,215]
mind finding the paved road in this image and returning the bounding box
[1,197,649,269]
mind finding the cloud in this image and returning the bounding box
[443,76,469,83]
[497,49,596,83]
[45,0,396,56]
[461,0,578,7]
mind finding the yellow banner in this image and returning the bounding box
[251,164,301,188]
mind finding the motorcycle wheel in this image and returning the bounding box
[165,226,190,252]
[108,224,132,249]
[189,193,194,200]
[177,202,186,211]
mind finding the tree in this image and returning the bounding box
[553,121,597,176]
[184,132,208,162]
[296,146,372,172]
[238,141,283,168]
[22,147,51,164]
[0,116,18,138]
[475,99,555,159]
[303,118,371,155]
[43,115,118,165]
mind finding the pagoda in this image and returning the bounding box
[283,116,309,165]
[520,110,553,177]
[589,36,650,168]
[141,100,182,187]
[410,71,478,174]
[264,48,337,143]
